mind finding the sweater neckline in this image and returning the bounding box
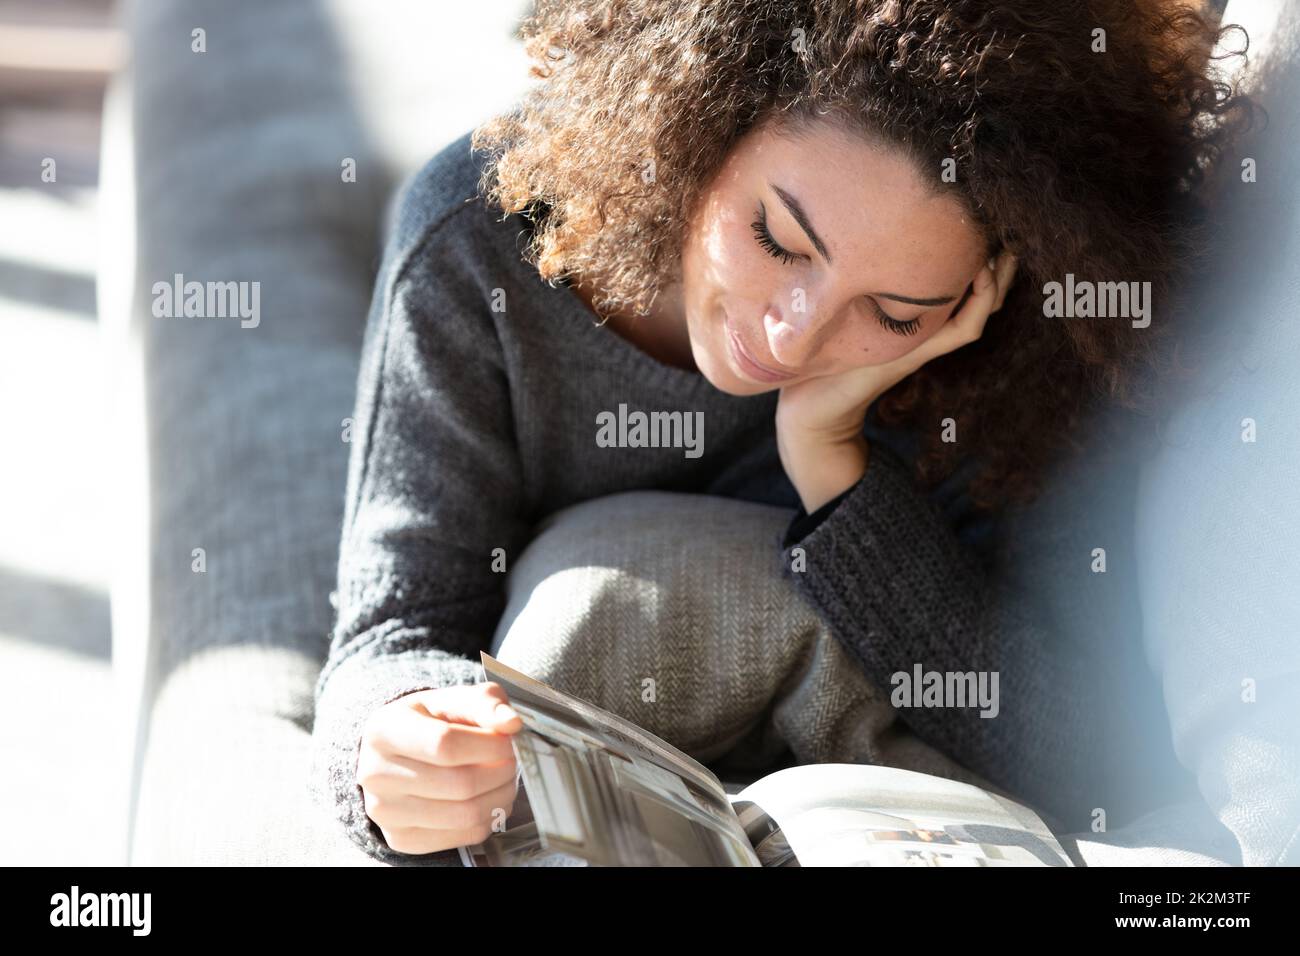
[554,277,724,398]
[495,209,727,404]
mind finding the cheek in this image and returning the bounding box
[680,216,777,395]
[709,212,767,288]
[684,206,770,323]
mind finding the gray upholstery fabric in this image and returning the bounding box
[132,644,384,865]
[124,0,382,864]
[491,490,1002,792]
[118,0,527,864]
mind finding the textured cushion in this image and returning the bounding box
[132,645,383,865]
[492,490,1001,791]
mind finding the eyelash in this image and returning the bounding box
[750,203,802,266]
[749,202,922,338]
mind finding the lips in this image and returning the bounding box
[723,314,798,384]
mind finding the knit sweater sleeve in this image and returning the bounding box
[309,191,530,866]
[776,439,1108,828]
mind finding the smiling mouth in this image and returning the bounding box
[723,314,798,383]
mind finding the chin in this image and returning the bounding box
[693,354,737,394]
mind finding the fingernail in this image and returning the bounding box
[495,703,519,722]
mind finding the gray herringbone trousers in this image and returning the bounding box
[489,490,989,789]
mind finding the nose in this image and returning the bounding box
[763,297,826,369]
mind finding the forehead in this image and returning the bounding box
[734,120,985,277]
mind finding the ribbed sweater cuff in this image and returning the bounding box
[777,439,988,667]
[309,641,483,866]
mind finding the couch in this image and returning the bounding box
[100,0,1299,866]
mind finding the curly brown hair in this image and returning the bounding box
[471,0,1257,512]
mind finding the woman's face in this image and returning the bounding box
[679,118,991,396]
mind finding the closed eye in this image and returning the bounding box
[868,299,921,337]
[750,202,803,266]
[753,199,922,337]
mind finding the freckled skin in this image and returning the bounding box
[581,117,991,395]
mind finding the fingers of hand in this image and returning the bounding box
[374,825,473,856]
[938,249,1018,351]
[364,771,519,834]
[406,681,521,731]
[367,695,519,768]
[358,747,519,802]
[373,776,520,856]
[378,823,496,856]
[909,265,996,366]
[358,736,521,855]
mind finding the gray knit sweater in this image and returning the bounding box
[310,129,1194,866]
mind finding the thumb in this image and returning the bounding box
[484,699,523,732]
[474,683,524,732]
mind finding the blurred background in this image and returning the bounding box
[0,0,124,866]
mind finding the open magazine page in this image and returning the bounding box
[461,653,760,867]
[731,764,1073,867]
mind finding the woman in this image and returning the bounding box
[311,0,1253,862]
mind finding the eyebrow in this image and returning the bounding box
[768,182,961,308]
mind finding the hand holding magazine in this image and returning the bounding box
[461,652,1073,867]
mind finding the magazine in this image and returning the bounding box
[458,652,1073,867]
